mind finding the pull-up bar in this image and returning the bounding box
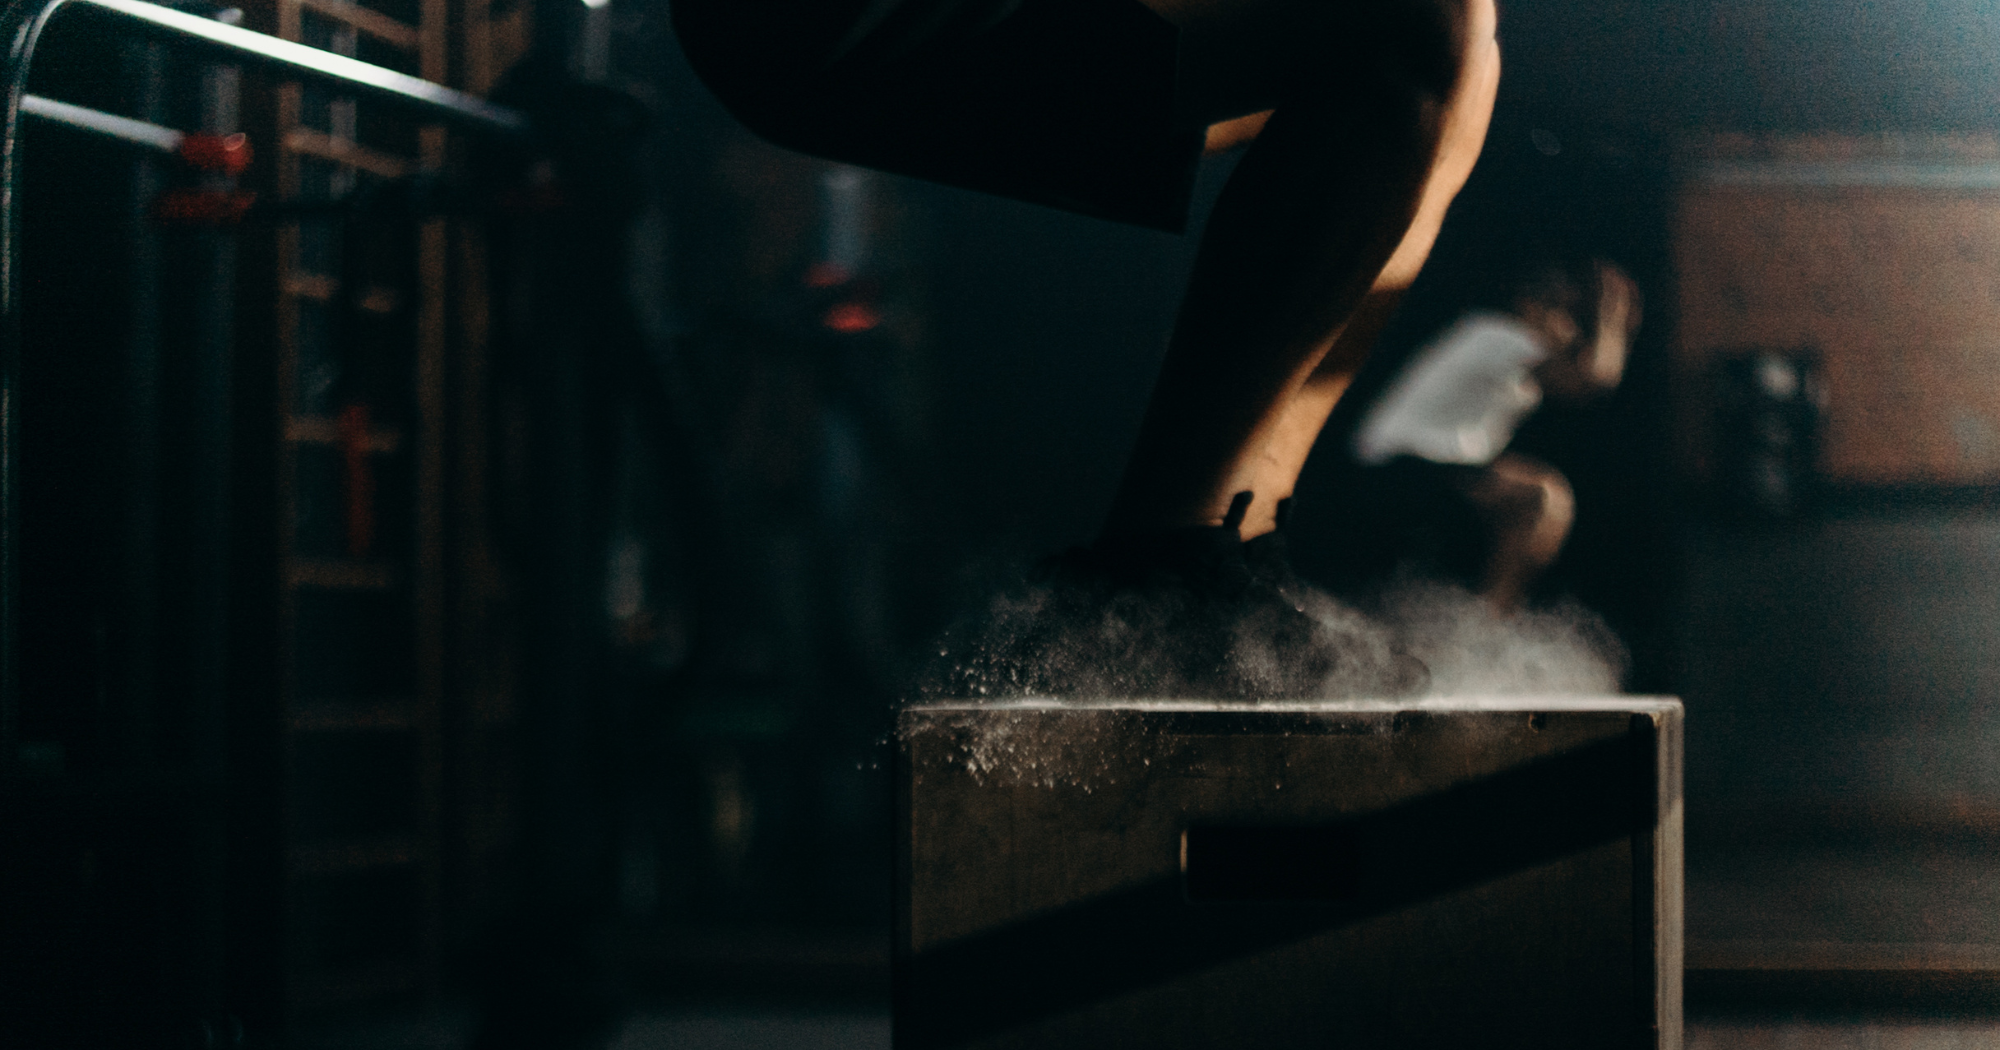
[0,0,532,758]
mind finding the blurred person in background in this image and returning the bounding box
[1345,257,1643,610]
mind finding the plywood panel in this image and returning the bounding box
[899,701,1684,1050]
[1675,180,2000,485]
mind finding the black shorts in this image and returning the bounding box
[1320,455,1492,591]
[671,0,1208,232]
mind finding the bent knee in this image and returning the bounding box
[1478,460,1572,531]
[1512,463,1573,521]
[1531,473,1574,539]
[1275,0,1494,104]
[1362,0,1496,99]
[1533,469,1574,518]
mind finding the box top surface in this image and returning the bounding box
[904,696,1682,715]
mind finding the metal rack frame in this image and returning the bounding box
[0,0,529,764]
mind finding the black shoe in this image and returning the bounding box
[1237,510,1429,698]
[937,494,1426,701]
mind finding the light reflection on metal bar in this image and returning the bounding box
[69,0,527,136]
[19,93,181,152]
[0,0,528,762]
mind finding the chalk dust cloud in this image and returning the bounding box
[902,563,1629,788]
[916,566,1626,704]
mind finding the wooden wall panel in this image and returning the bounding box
[1675,156,2000,486]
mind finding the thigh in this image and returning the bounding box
[1135,0,1494,126]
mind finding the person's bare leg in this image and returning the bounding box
[1235,40,1498,537]
[1203,110,1273,154]
[1469,453,1575,611]
[1105,0,1500,538]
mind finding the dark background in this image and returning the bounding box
[5,0,2000,1045]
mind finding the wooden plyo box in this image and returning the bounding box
[896,699,1684,1049]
